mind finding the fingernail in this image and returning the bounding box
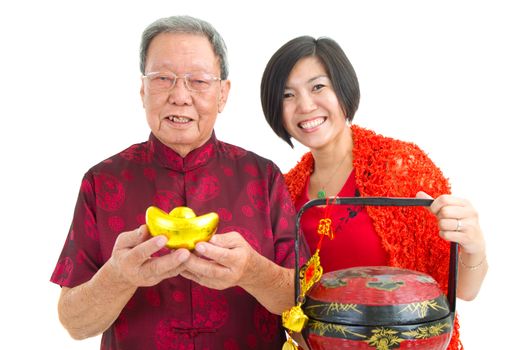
[136,227,142,236]
[195,243,205,254]
[156,236,168,247]
[177,250,190,262]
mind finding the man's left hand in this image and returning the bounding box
[180,231,260,290]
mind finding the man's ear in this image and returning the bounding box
[140,78,146,108]
[217,79,231,113]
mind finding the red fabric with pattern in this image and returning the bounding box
[51,132,309,350]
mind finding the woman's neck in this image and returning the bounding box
[309,127,354,199]
[311,127,353,173]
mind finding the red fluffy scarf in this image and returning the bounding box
[284,125,462,349]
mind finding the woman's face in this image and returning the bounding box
[282,56,348,150]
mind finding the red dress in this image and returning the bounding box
[295,171,388,273]
[51,132,308,350]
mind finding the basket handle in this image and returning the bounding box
[294,197,458,313]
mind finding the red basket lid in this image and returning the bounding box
[303,266,450,326]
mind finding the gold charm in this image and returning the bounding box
[282,338,298,350]
[300,250,323,296]
[317,218,334,239]
[282,305,309,333]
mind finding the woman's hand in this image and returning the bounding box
[416,191,488,300]
[416,191,486,255]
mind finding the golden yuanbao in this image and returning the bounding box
[145,206,219,250]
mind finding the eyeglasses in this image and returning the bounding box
[142,71,221,93]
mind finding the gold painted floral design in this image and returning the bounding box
[305,302,362,316]
[399,300,448,318]
[402,321,451,339]
[310,320,366,339]
[366,327,404,350]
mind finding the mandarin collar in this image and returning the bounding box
[149,132,217,172]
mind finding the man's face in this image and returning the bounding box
[141,32,230,157]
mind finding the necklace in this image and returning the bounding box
[315,153,349,199]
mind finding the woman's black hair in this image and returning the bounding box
[260,36,360,147]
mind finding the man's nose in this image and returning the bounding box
[168,78,192,105]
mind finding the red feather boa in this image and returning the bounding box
[284,125,462,349]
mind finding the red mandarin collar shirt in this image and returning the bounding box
[51,132,307,350]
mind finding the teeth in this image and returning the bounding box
[299,118,324,129]
[168,115,191,123]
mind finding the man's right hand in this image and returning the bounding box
[109,225,191,288]
[58,225,191,340]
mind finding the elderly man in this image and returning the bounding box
[51,15,307,350]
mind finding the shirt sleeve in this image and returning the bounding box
[50,171,103,288]
[268,164,310,269]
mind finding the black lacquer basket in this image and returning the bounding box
[294,197,458,350]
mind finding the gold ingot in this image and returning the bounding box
[146,206,219,250]
[169,207,196,219]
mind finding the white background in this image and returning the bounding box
[1,0,526,348]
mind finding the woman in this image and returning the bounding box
[260,36,487,349]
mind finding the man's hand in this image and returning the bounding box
[180,231,257,290]
[58,225,192,339]
[181,231,294,314]
[108,225,192,287]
